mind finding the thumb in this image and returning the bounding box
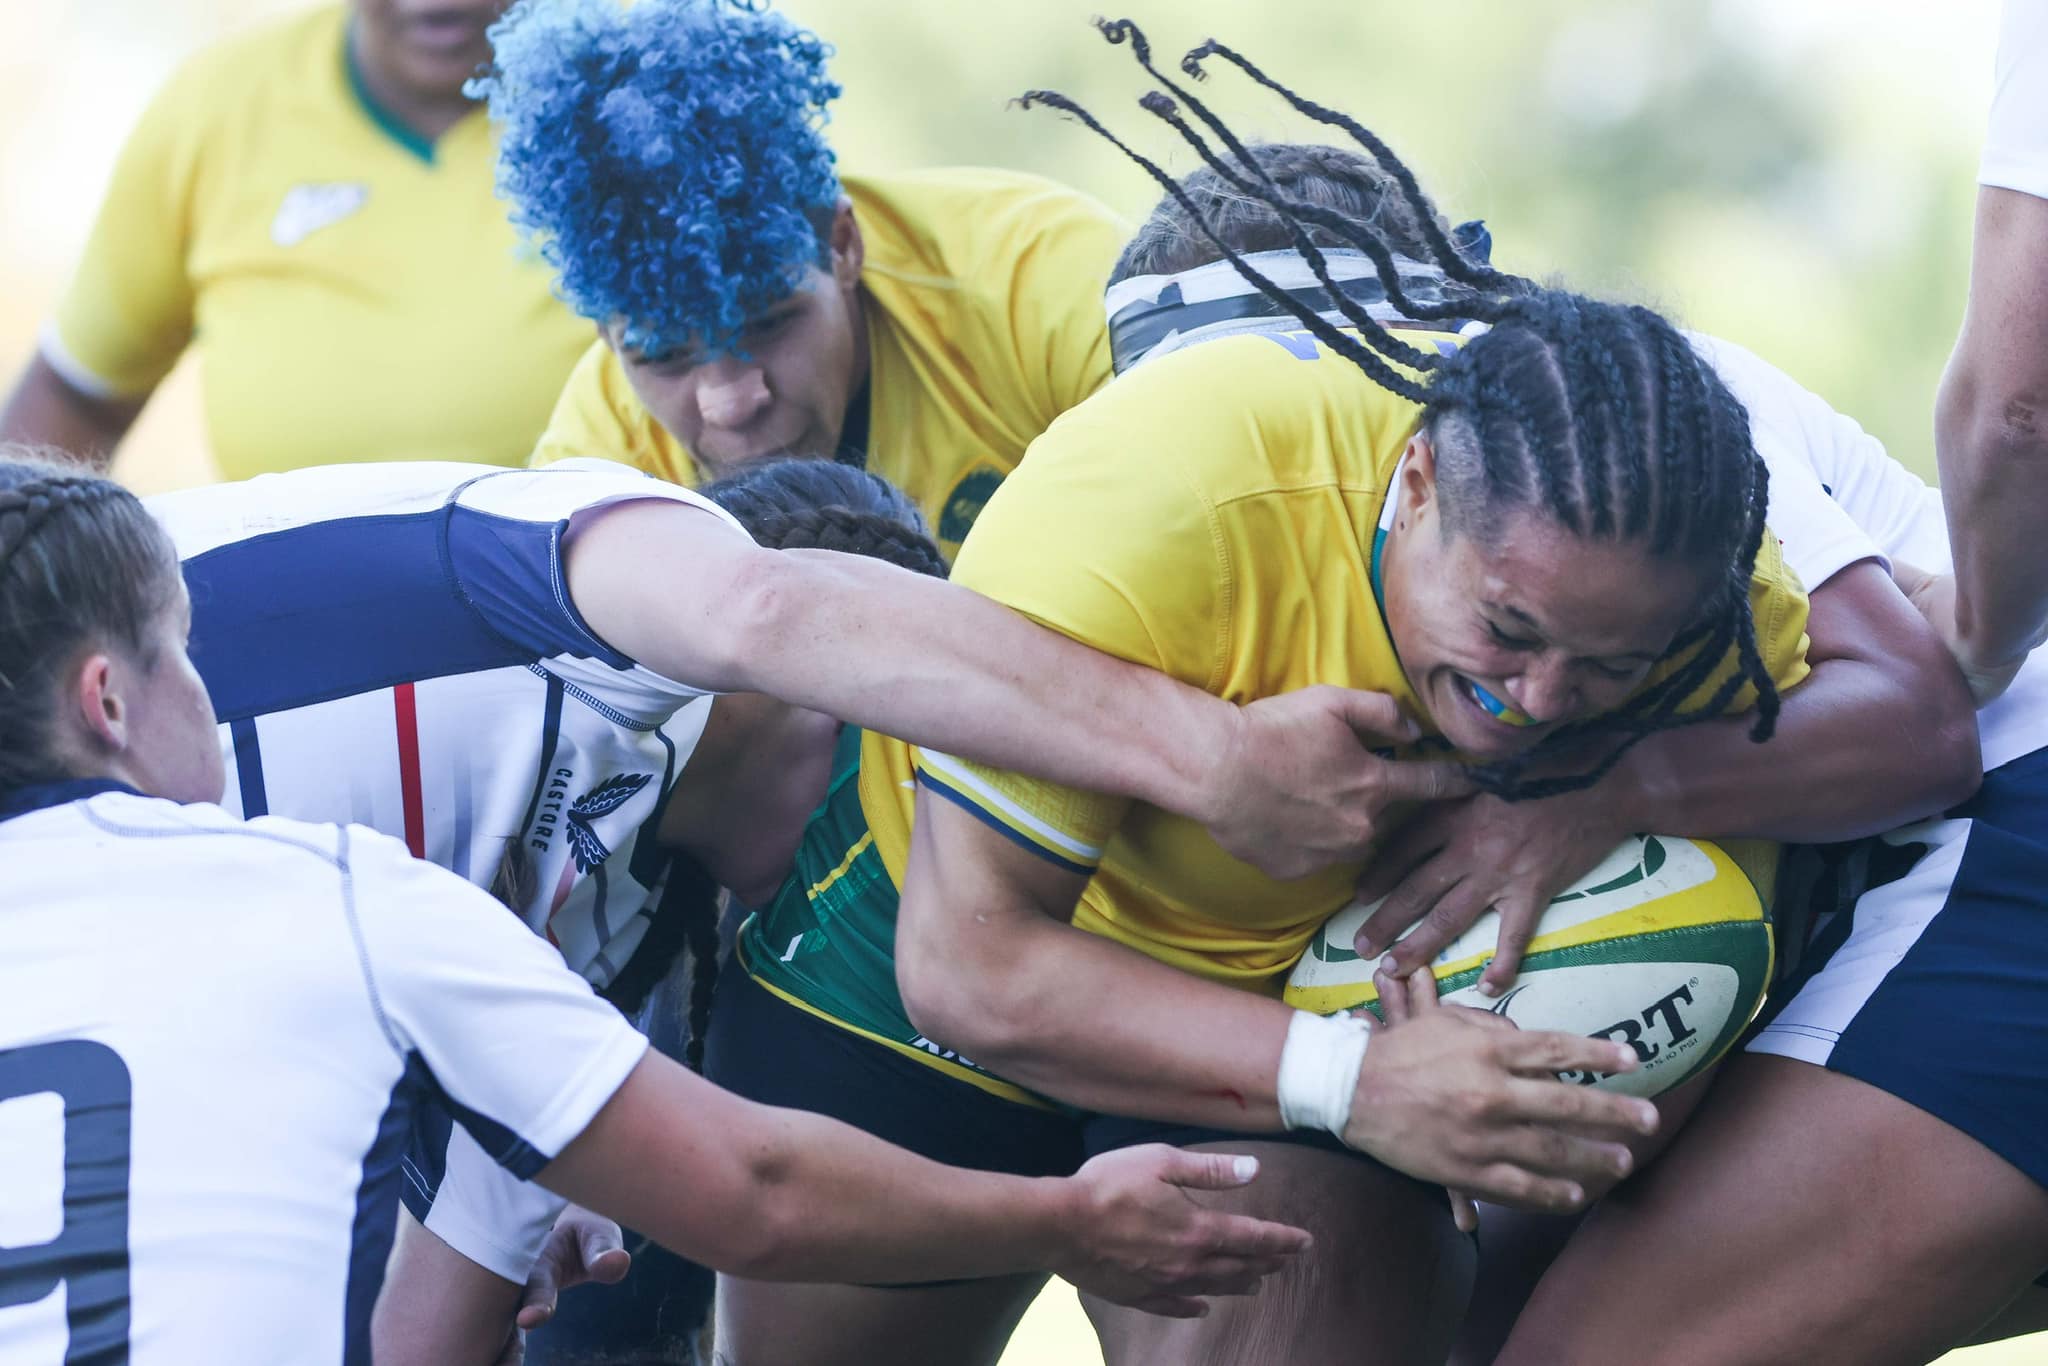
[1325,689,1422,747]
[1163,1150,1263,1191]
[578,1223,631,1285]
[1377,757,1478,803]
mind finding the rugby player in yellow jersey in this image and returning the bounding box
[0,1,594,478]
[482,0,1125,558]
[695,34,1979,1366]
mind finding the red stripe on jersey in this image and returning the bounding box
[393,683,426,860]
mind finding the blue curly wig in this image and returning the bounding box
[473,0,842,360]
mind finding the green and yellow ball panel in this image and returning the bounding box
[1286,836,1776,1098]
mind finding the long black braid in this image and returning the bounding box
[613,459,947,1071]
[1090,20,1453,370]
[1022,27,1780,800]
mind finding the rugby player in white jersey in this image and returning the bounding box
[0,452,1316,1365]
[142,451,1476,1360]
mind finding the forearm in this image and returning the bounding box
[371,1208,519,1366]
[1608,656,1976,844]
[727,548,1228,816]
[0,355,139,468]
[1937,185,2048,669]
[903,903,1294,1129]
[540,1057,1070,1284]
[1938,375,2048,669]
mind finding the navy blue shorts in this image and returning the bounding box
[1751,744,2048,1191]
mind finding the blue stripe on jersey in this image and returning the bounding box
[914,771,1098,876]
[230,718,268,817]
[345,1058,430,1366]
[185,507,633,724]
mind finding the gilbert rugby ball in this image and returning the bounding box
[1285,835,1776,1098]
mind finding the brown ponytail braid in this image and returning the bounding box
[0,451,182,791]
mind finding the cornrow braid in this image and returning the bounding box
[1023,34,1782,800]
[617,458,950,1072]
[0,452,182,793]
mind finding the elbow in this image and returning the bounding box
[694,545,807,693]
[711,1149,812,1281]
[897,929,1037,1072]
[1922,704,1984,814]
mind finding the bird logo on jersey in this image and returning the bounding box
[564,772,653,872]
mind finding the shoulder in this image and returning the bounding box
[849,167,1127,283]
[143,5,343,132]
[1045,331,1422,489]
[72,792,355,872]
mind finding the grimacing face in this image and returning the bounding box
[1377,433,1714,762]
[351,0,511,106]
[612,204,868,480]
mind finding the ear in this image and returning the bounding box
[828,198,863,290]
[70,649,127,755]
[1397,429,1441,526]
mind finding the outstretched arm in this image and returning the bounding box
[1935,185,2048,696]
[567,500,1471,879]
[538,1051,1307,1310]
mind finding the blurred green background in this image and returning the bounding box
[4,3,2039,1361]
[0,0,2003,494]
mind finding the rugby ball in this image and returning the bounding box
[1285,836,1776,1098]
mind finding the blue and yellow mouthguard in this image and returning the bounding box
[1468,680,1540,727]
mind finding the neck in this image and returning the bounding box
[347,22,475,146]
[657,697,841,907]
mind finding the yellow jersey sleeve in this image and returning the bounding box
[908,369,1244,874]
[48,54,212,397]
[991,183,1123,430]
[530,339,698,485]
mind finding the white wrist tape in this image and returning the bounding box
[1276,1010,1373,1137]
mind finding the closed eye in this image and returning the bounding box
[1486,621,1539,651]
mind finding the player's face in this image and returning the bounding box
[1380,437,1708,762]
[352,0,509,104]
[613,208,867,479]
[118,584,226,806]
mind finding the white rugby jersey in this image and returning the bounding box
[153,459,734,989]
[149,458,736,1281]
[0,782,648,1366]
[1982,0,2048,200]
[1693,332,2048,772]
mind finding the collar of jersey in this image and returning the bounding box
[0,778,143,826]
[344,26,440,165]
[1370,453,1404,648]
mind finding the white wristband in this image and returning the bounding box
[1275,1010,1373,1138]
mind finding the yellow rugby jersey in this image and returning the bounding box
[860,330,1815,991]
[530,167,1127,557]
[45,5,593,478]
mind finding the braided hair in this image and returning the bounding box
[615,459,946,1069]
[1021,22,1778,800]
[0,449,183,792]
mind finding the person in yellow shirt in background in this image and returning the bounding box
[0,0,594,477]
[489,0,1126,558]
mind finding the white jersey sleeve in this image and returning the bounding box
[345,823,649,1178]
[1982,0,2048,199]
[1688,331,1890,591]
